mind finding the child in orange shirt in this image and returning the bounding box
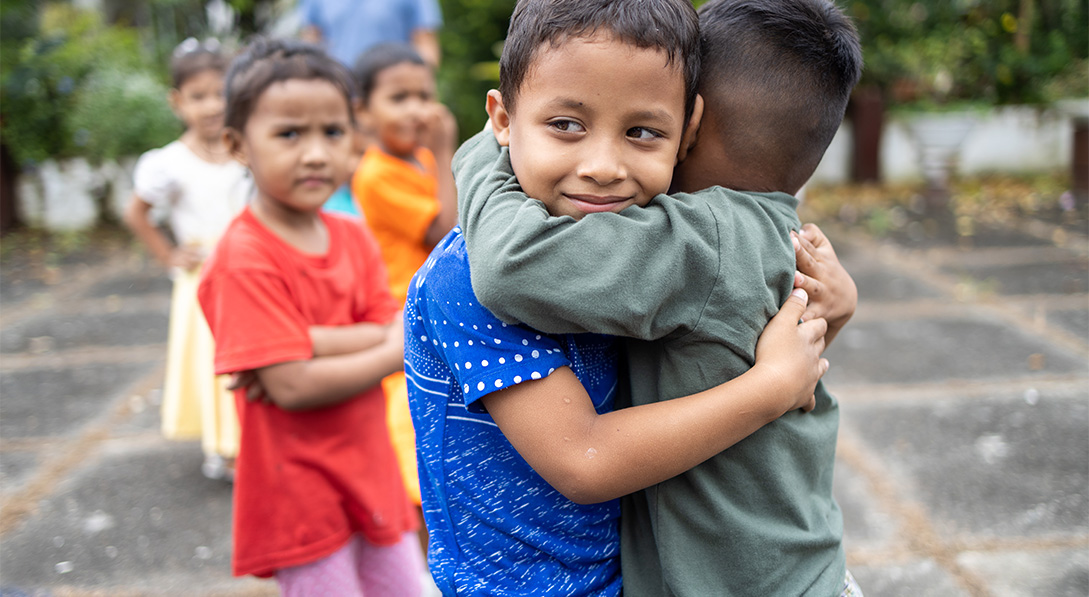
[198,38,422,594]
[349,43,456,530]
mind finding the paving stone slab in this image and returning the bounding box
[0,310,168,354]
[841,390,1089,539]
[823,316,1086,386]
[0,362,156,439]
[109,389,166,437]
[834,457,898,551]
[0,439,268,595]
[940,259,1089,296]
[0,279,54,312]
[851,268,944,302]
[1046,307,1089,341]
[0,448,43,497]
[956,546,1089,597]
[83,274,172,299]
[886,220,1053,250]
[848,559,969,596]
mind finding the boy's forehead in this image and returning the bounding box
[522,33,681,90]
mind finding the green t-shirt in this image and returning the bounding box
[455,131,845,596]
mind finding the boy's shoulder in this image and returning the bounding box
[204,210,284,278]
[684,186,799,216]
[409,227,472,301]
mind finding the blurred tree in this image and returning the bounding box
[851,0,1088,108]
[436,0,514,141]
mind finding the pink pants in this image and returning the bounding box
[275,532,424,597]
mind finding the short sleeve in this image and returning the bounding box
[412,0,442,29]
[413,246,570,411]
[132,146,177,210]
[199,269,313,375]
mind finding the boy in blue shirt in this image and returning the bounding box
[403,0,834,594]
[455,0,864,595]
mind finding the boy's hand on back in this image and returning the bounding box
[752,289,828,413]
[791,223,856,347]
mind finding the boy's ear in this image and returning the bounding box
[676,94,704,164]
[167,88,182,118]
[224,128,248,167]
[485,89,512,147]
[352,97,371,131]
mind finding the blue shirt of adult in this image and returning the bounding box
[297,0,443,66]
[404,228,623,596]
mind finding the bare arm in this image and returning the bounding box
[123,195,201,270]
[483,290,827,504]
[309,316,401,357]
[422,103,458,247]
[411,29,440,68]
[299,25,322,45]
[791,223,856,346]
[254,329,404,411]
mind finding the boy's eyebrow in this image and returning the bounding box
[545,97,677,126]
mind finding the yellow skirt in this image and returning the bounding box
[382,371,421,505]
[160,267,239,458]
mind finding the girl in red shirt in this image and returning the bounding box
[197,38,422,595]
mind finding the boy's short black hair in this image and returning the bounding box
[224,37,356,132]
[353,43,427,106]
[699,0,862,192]
[499,0,700,122]
[170,38,227,89]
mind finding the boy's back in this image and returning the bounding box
[456,134,843,595]
[455,0,863,592]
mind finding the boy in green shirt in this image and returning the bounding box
[455,0,863,594]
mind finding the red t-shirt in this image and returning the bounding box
[198,208,414,577]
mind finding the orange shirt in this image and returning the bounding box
[198,209,414,577]
[352,145,440,305]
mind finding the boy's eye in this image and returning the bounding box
[325,126,345,138]
[549,120,585,134]
[277,129,299,140]
[627,127,662,141]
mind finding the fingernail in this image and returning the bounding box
[791,288,807,300]
[792,236,800,249]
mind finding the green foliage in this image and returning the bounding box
[69,68,181,163]
[436,0,515,142]
[850,0,1089,106]
[1,4,178,165]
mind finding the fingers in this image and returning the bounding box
[799,223,829,248]
[226,373,245,391]
[792,230,821,276]
[774,288,809,325]
[801,395,816,413]
[786,287,808,308]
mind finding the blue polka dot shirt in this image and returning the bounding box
[404,228,622,596]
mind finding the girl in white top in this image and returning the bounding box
[123,38,251,480]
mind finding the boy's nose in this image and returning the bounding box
[576,141,626,186]
[301,137,330,165]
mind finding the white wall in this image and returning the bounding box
[809,104,1083,185]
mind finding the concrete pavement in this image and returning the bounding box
[0,205,1086,595]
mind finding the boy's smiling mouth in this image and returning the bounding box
[564,193,634,214]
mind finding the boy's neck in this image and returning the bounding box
[181,130,232,165]
[250,198,330,255]
[376,141,423,170]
